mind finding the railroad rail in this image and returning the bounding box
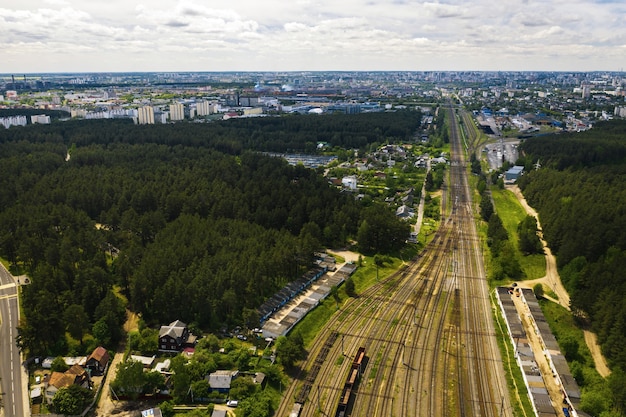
[276,104,513,417]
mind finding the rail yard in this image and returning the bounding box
[275,105,513,417]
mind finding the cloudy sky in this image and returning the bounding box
[2,0,625,73]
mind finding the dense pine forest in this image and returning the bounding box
[0,111,419,356]
[517,120,626,373]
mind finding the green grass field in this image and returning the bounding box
[491,187,546,280]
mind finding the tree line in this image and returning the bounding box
[517,120,626,414]
[0,109,421,154]
[0,112,417,357]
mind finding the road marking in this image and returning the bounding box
[0,282,16,290]
[0,294,18,301]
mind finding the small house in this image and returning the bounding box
[45,365,90,401]
[130,355,156,368]
[396,205,414,219]
[207,370,238,394]
[30,386,42,404]
[253,372,266,385]
[341,176,358,191]
[142,408,163,417]
[86,346,110,375]
[159,320,197,353]
[154,359,171,374]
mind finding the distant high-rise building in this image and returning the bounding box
[0,115,27,129]
[154,111,167,124]
[71,109,87,118]
[240,97,260,107]
[31,114,51,124]
[196,100,215,116]
[169,103,185,121]
[138,106,155,125]
[582,84,591,99]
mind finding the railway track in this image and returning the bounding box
[276,103,513,417]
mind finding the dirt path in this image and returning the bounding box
[94,311,141,417]
[584,330,611,377]
[327,249,359,264]
[506,185,569,307]
[506,185,610,377]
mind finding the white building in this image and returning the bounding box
[196,100,217,116]
[342,175,358,191]
[71,109,87,118]
[31,114,51,124]
[0,115,27,129]
[582,84,591,99]
[138,106,155,125]
[169,103,185,121]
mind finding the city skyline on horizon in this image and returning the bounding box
[2,0,626,74]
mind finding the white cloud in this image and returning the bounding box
[0,0,625,72]
[421,2,469,19]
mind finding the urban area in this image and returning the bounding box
[1,70,626,417]
[2,71,626,130]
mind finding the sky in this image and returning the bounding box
[1,0,625,73]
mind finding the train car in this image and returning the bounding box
[347,368,359,386]
[353,347,366,370]
[335,347,366,417]
[340,385,352,406]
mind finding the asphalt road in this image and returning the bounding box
[0,264,28,417]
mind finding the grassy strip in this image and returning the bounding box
[0,256,10,270]
[540,301,594,366]
[491,187,546,280]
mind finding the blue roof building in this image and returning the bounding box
[505,166,524,182]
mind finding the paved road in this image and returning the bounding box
[0,264,28,417]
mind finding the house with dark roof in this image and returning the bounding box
[159,320,197,353]
[86,346,110,375]
[395,204,414,219]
